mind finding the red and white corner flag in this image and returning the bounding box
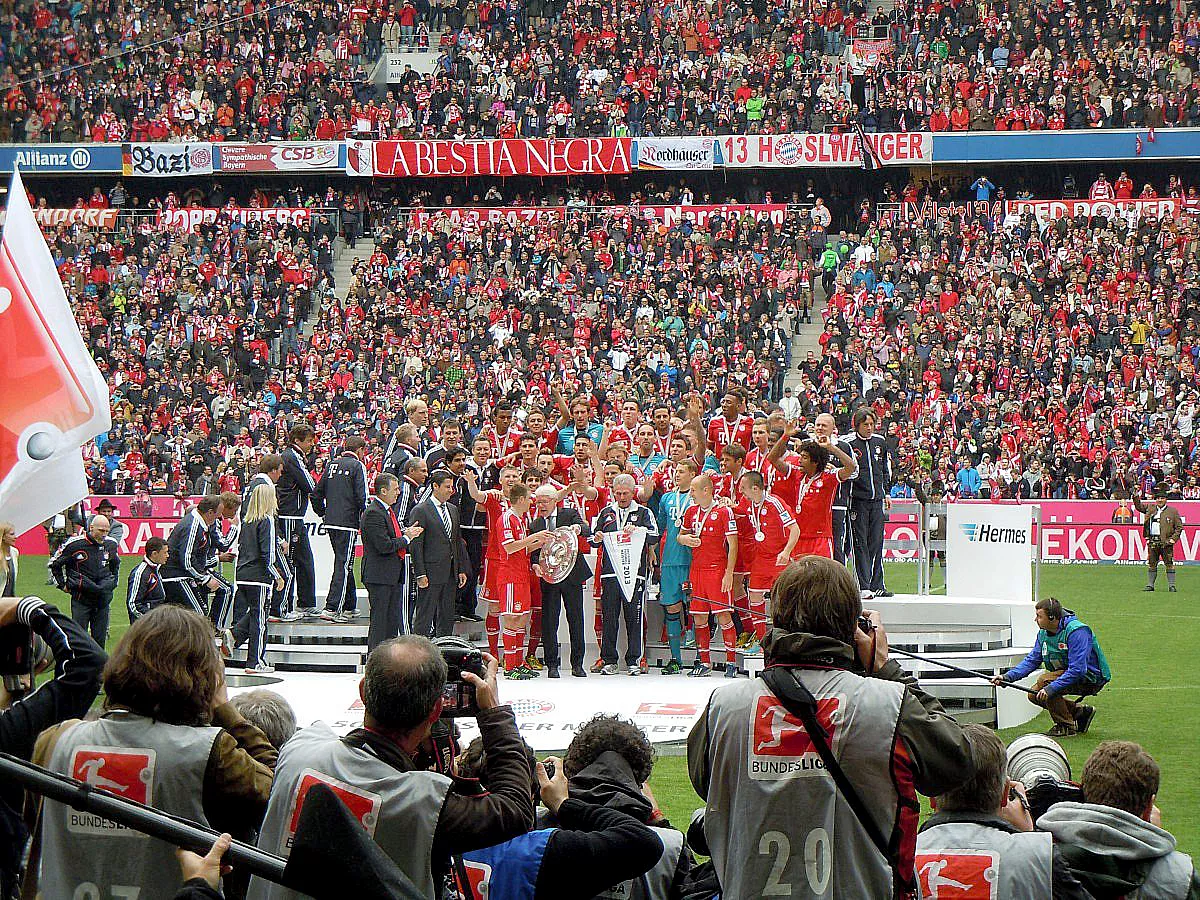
[0,169,111,535]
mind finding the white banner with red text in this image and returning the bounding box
[1004,197,1183,229]
[406,203,788,231]
[716,131,932,167]
[156,207,317,232]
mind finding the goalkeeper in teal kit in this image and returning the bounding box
[655,458,697,674]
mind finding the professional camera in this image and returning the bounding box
[433,636,485,718]
[1006,734,1084,822]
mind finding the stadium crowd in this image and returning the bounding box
[44,170,1200,504]
[2,0,1199,140]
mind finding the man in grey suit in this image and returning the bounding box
[529,484,593,678]
[409,469,468,637]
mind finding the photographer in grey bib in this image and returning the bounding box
[688,556,973,899]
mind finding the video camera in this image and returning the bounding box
[1006,734,1084,822]
[433,636,485,719]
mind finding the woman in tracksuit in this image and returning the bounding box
[232,482,288,674]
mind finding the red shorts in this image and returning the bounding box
[688,568,731,613]
[481,557,501,601]
[793,536,834,560]
[497,571,530,615]
[749,555,790,592]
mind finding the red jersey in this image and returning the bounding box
[706,414,754,458]
[746,494,796,556]
[482,491,509,560]
[607,423,639,451]
[793,470,842,538]
[652,459,679,494]
[712,470,748,503]
[561,487,599,550]
[769,454,805,510]
[681,503,737,571]
[480,425,523,461]
[652,429,675,457]
[497,508,530,574]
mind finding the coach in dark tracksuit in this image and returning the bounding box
[312,436,369,620]
[278,425,319,616]
[846,407,893,598]
[48,517,120,646]
[161,497,225,615]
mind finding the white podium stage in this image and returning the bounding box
[227,591,1040,749]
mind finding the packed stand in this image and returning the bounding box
[807,171,1200,501]
[4,0,1199,140]
[40,185,349,496]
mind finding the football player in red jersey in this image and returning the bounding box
[737,470,800,647]
[495,483,551,679]
[464,463,523,658]
[706,388,754,459]
[787,432,858,559]
[715,442,754,642]
[679,474,740,678]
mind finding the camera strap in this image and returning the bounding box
[760,666,892,860]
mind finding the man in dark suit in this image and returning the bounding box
[360,473,424,650]
[409,469,468,637]
[529,484,593,678]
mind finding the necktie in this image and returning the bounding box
[387,505,404,558]
[548,513,556,531]
[438,502,451,536]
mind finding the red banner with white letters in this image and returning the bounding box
[346,138,633,177]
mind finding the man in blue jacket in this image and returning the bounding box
[994,597,1110,737]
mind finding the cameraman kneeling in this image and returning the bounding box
[1039,741,1200,899]
[0,596,105,898]
[917,724,1093,899]
[250,637,534,899]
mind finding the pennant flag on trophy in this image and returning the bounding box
[0,169,111,535]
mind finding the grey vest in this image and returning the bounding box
[40,711,220,900]
[595,827,686,900]
[249,721,452,900]
[916,820,1053,899]
[1136,853,1196,900]
[701,670,905,899]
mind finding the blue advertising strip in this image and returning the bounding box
[932,127,1200,163]
[0,144,124,173]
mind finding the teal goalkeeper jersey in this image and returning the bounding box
[657,490,695,570]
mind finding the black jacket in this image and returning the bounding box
[529,506,593,587]
[546,751,692,899]
[235,516,288,585]
[846,433,892,502]
[49,534,120,600]
[125,560,166,621]
[277,445,318,517]
[0,599,105,897]
[408,498,465,583]
[312,452,368,529]
[161,510,213,583]
[918,812,1095,900]
[360,497,411,585]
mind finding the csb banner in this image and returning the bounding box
[718,131,931,168]
[408,206,566,229]
[157,207,317,232]
[123,143,215,177]
[635,137,716,170]
[946,504,1034,600]
[346,138,633,177]
[216,142,340,172]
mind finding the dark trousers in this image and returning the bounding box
[850,500,886,592]
[71,593,111,647]
[232,583,270,668]
[325,529,358,613]
[208,573,235,630]
[282,518,317,611]
[414,578,457,637]
[366,581,402,651]
[832,507,850,566]
[164,579,207,616]
[540,578,585,669]
[1030,671,1104,727]
[459,530,484,616]
[600,579,644,666]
